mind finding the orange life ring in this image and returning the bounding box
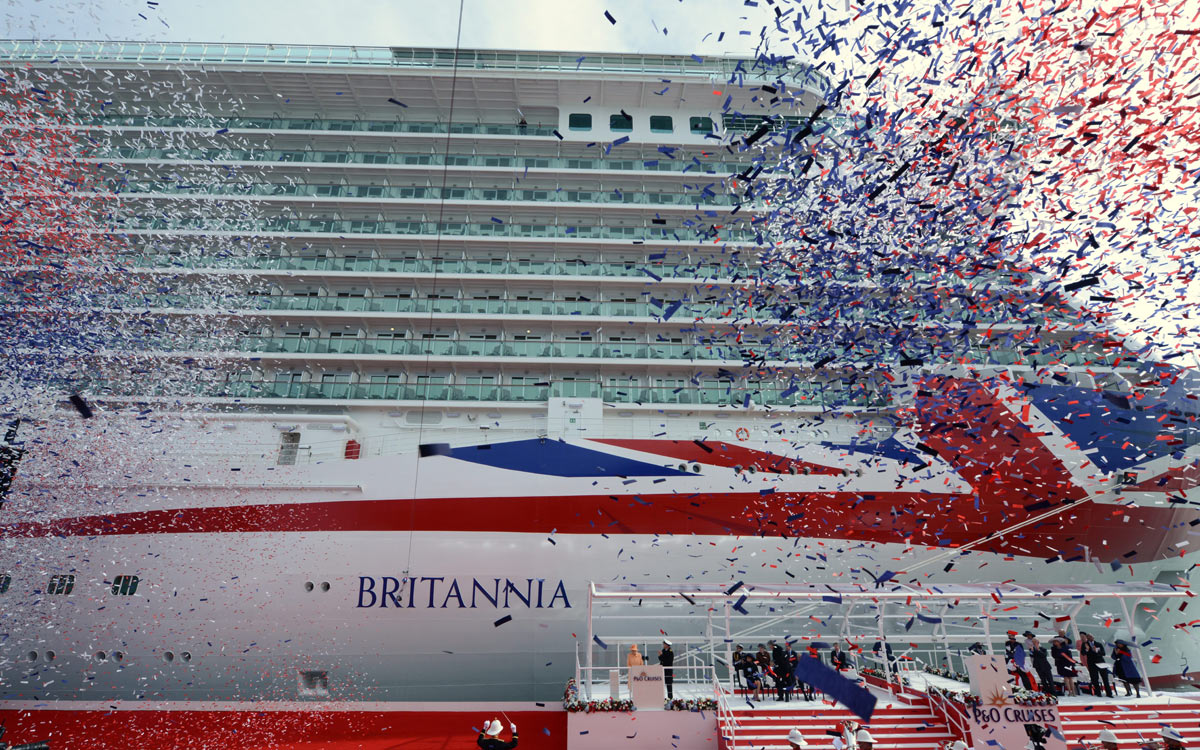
[735,427,750,442]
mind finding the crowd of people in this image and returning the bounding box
[730,639,856,702]
[1002,629,1144,698]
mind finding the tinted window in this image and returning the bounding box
[112,575,140,596]
[568,113,592,131]
[610,113,633,132]
[650,115,673,133]
[689,116,715,134]
[47,574,74,595]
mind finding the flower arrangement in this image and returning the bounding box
[563,696,635,713]
[860,666,911,686]
[1011,686,1058,705]
[924,665,970,683]
[929,685,980,707]
[562,679,635,712]
[667,697,719,711]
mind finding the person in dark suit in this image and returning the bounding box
[658,639,675,700]
[478,720,518,750]
[831,642,851,671]
[1112,640,1142,698]
[1029,636,1055,695]
[1080,632,1114,698]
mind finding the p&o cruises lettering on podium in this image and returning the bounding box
[356,576,572,609]
[631,670,663,683]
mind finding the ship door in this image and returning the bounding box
[278,431,301,465]
[565,404,584,436]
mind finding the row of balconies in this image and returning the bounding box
[85,378,891,409]
[127,254,750,281]
[115,216,757,242]
[122,292,1080,326]
[170,337,1132,369]
[108,181,741,209]
[122,253,1035,289]
[95,145,747,176]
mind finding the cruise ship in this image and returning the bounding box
[0,39,1198,722]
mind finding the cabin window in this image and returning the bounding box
[47,574,74,595]
[568,113,592,131]
[650,115,673,133]
[609,113,633,132]
[112,575,140,596]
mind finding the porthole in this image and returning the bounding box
[45,650,56,661]
[95,651,107,662]
[163,651,175,663]
[692,464,701,473]
[320,582,330,592]
[27,651,37,662]
[181,652,192,663]
[304,581,314,592]
[114,651,124,662]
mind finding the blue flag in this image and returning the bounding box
[792,655,877,723]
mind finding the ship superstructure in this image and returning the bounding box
[0,41,1198,706]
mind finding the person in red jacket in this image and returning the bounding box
[478,719,518,750]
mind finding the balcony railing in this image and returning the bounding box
[108,181,739,207]
[97,293,1088,326]
[126,254,741,280]
[112,335,1137,369]
[79,378,891,408]
[113,217,758,242]
[94,145,749,176]
[0,42,815,86]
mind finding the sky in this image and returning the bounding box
[5,0,774,56]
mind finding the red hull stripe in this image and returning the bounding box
[0,708,562,750]
[0,490,1188,562]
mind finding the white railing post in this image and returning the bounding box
[585,581,595,700]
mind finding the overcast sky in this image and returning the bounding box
[5,0,774,56]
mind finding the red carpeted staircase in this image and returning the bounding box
[718,694,956,750]
[1058,697,1200,747]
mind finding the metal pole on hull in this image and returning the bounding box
[1117,596,1154,698]
[981,601,993,655]
[586,581,595,700]
[878,601,893,695]
[724,600,734,695]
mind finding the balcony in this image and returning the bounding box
[80,378,891,409]
[108,181,740,208]
[95,144,749,177]
[114,217,759,243]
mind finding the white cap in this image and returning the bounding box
[1161,727,1184,741]
[787,727,809,746]
[950,741,970,750]
[857,728,877,743]
[487,719,503,736]
[1098,729,1119,743]
[663,639,672,645]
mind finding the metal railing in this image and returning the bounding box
[927,684,973,746]
[0,41,812,85]
[91,146,749,177]
[713,666,740,750]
